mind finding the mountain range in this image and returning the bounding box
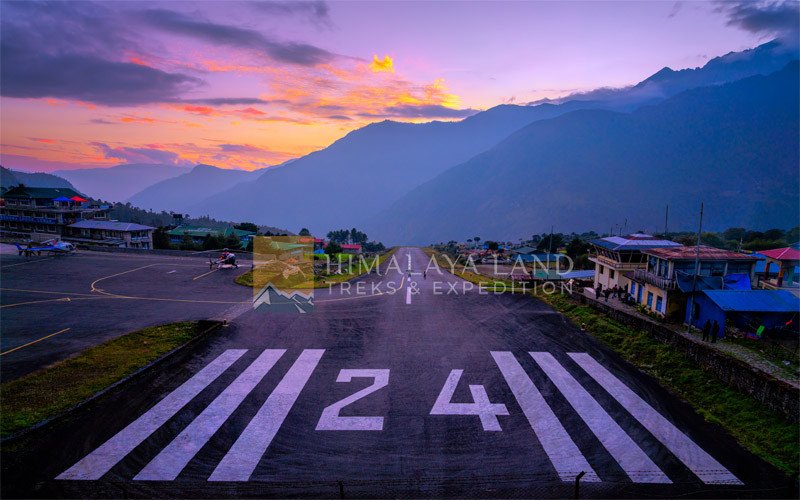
[128,164,264,213]
[53,163,189,202]
[1,166,76,191]
[371,61,799,244]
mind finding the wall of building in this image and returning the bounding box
[577,293,799,422]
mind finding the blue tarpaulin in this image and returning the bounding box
[723,273,751,290]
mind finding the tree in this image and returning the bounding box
[723,227,746,242]
[299,227,311,236]
[223,233,242,250]
[153,227,171,249]
[536,233,564,252]
[234,222,258,233]
[763,228,785,241]
[327,229,349,243]
[179,234,196,251]
[325,241,342,255]
[486,241,499,251]
[565,237,589,260]
[202,233,222,251]
[785,226,800,243]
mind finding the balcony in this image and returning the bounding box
[0,214,58,224]
[589,254,645,270]
[633,268,676,290]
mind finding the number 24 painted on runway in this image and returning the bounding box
[315,369,508,431]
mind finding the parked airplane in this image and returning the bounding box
[14,239,76,257]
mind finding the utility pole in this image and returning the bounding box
[664,204,669,239]
[687,203,704,331]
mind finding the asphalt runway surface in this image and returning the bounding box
[0,245,252,380]
[1,247,789,498]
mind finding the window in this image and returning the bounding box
[599,265,605,275]
[630,283,636,295]
[647,292,653,307]
[656,296,663,313]
[609,269,615,279]
[727,262,751,274]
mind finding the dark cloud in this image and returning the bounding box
[91,142,191,165]
[140,9,334,66]
[327,115,352,121]
[90,119,117,125]
[371,104,478,119]
[668,2,683,18]
[718,1,799,43]
[1,44,202,106]
[0,2,203,106]
[176,97,272,106]
[252,1,331,26]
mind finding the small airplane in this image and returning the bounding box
[14,239,76,257]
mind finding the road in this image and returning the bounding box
[1,247,786,498]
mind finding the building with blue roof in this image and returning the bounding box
[685,289,799,338]
[588,233,682,296]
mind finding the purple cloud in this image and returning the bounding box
[91,142,192,166]
[140,9,334,66]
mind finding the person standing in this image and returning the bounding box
[702,319,711,342]
[711,320,720,343]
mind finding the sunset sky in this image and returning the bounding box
[0,1,793,172]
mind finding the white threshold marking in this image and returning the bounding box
[135,349,286,481]
[209,349,324,482]
[491,352,600,482]
[531,352,671,484]
[405,284,412,304]
[568,353,742,485]
[57,349,246,481]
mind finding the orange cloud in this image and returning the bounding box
[182,105,215,115]
[369,55,394,73]
[119,116,158,124]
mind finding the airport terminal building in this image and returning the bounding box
[0,186,154,248]
[0,186,109,241]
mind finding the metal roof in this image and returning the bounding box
[3,186,83,199]
[644,245,756,261]
[589,234,682,251]
[69,220,154,231]
[702,290,799,313]
[759,245,800,261]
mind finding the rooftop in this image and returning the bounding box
[590,233,682,251]
[167,224,255,238]
[644,245,756,261]
[2,186,83,199]
[69,220,154,231]
[759,244,800,261]
[703,290,799,313]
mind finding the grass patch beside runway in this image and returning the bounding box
[236,247,397,289]
[0,321,212,439]
[544,293,799,476]
[426,249,799,475]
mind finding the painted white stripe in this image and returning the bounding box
[405,284,412,304]
[57,349,246,481]
[568,353,742,485]
[531,352,671,484]
[491,352,600,482]
[209,349,324,481]
[134,349,286,481]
